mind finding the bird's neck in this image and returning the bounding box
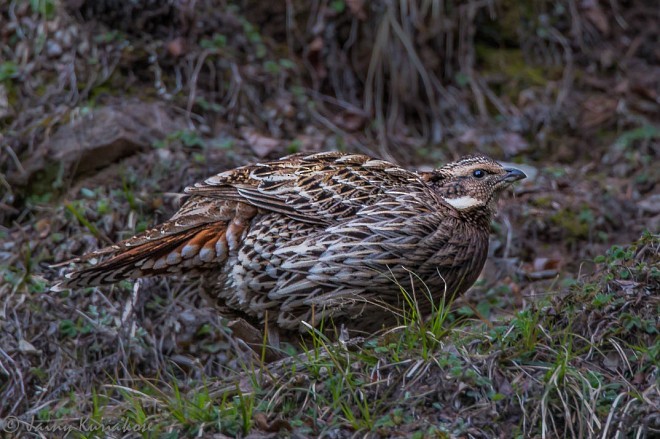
[452,205,494,229]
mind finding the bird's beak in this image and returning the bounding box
[502,168,527,183]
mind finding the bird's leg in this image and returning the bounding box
[226,317,284,362]
[266,326,280,351]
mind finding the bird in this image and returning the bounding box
[53,152,526,337]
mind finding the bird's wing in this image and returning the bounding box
[52,152,429,290]
[185,152,426,225]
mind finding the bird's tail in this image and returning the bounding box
[51,221,234,291]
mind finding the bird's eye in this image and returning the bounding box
[473,169,486,178]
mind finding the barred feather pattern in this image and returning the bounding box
[54,151,524,333]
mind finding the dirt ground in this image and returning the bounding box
[0,1,658,437]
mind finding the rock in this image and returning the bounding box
[638,194,660,215]
[10,101,186,186]
[46,40,63,57]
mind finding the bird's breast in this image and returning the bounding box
[413,219,490,295]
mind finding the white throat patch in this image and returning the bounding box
[443,196,482,210]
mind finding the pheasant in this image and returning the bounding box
[53,152,525,335]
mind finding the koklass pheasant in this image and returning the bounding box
[53,152,525,334]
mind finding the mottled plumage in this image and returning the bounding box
[53,152,525,334]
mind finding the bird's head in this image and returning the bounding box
[422,155,526,217]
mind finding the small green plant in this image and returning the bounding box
[196,97,224,113]
[29,0,55,19]
[594,244,634,265]
[591,292,614,307]
[300,322,376,430]
[93,30,125,44]
[330,0,346,13]
[234,383,256,434]
[154,129,206,149]
[549,204,597,242]
[286,139,302,154]
[502,308,543,353]
[0,61,19,82]
[58,315,96,338]
[77,390,109,438]
[65,201,101,238]
[200,34,228,49]
[613,125,659,151]
[212,137,235,150]
[241,19,267,59]
[0,241,50,295]
[162,380,223,434]
[393,272,456,359]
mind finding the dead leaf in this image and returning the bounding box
[346,0,367,20]
[35,218,51,238]
[308,36,323,53]
[333,110,366,131]
[580,95,618,129]
[498,132,529,155]
[274,95,295,118]
[614,79,629,94]
[241,128,281,158]
[518,88,538,107]
[582,0,610,35]
[603,351,620,371]
[19,339,40,355]
[457,128,479,145]
[533,257,562,272]
[227,318,263,346]
[615,279,640,295]
[253,412,292,432]
[294,133,326,153]
[166,37,187,57]
[493,370,514,397]
[306,36,327,79]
